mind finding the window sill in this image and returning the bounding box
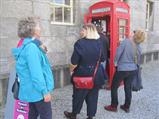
[50,21,75,26]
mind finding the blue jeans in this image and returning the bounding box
[29,100,52,119]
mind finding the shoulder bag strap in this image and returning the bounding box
[92,49,102,79]
[131,40,138,64]
[17,41,33,59]
[16,41,33,81]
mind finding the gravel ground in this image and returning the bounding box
[51,61,159,119]
[1,61,159,119]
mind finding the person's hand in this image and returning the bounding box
[40,45,48,53]
[44,93,52,102]
[69,64,77,72]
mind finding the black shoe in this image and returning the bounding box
[64,111,77,119]
[120,105,130,113]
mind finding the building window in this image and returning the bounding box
[50,0,74,25]
[146,0,154,31]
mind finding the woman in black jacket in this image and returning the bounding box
[64,23,106,119]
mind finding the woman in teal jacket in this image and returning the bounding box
[12,17,54,119]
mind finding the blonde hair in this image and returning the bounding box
[133,30,145,44]
[83,23,100,40]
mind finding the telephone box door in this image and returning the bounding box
[84,0,130,89]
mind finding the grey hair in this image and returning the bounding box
[18,17,39,38]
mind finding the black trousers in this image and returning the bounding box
[111,70,135,107]
[72,86,100,117]
[29,100,52,119]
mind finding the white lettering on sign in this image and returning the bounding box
[92,7,111,14]
[18,102,28,106]
[116,8,128,13]
[16,109,27,113]
[17,114,24,119]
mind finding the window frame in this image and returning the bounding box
[145,0,154,31]
[50,0,74,25]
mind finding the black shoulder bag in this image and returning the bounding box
[12,74,19,100]
[131,40,143,92]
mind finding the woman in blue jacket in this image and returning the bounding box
[104,30,145,113]
[12,17,54,119]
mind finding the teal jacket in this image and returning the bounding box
[12,37,54,102]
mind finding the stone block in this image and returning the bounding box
[47,51,67,66]
[0,81,2,106]
[33,1,51,20]
[0,78,8,108]
[1,0,33,18]
[0,36,19,55]
[153,1,159,31]
[130,0,146,30]
[50,25,67,37]
[0,18,19,38]
[146,52,152,62]
[153,52,159,61]
[40,20,51,37]
[141,54,145,64]
[0,57,9,74]
[53,65,71,88]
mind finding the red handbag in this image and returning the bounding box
[73,50,101,89]
[73,76,94,89]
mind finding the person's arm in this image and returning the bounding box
[137,45,142,65]
[26,43,50,100]
[70,41,81,72]
[114,40,126,66]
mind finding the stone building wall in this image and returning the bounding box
[1,0,158,74]
[0,0,52,73]
[0,1,159,107]
[128,0,159,53]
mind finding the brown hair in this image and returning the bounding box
[96,26,103,33]
[133,30,145,44]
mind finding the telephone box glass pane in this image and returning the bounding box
[119,19,127,42]
[119,19,126,26]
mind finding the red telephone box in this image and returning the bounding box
[84,0,130,88]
